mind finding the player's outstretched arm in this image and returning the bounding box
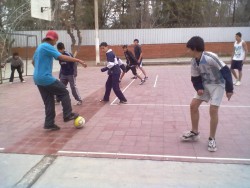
[58,55,87,68]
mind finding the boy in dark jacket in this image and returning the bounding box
[120,45,145,85]
[56,42,84,105]
[99,42,127,104]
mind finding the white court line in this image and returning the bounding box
[154,75,158,88]
[112,103,250,108]
[110,71,143,105]
[58,150,250,162]
[110,79,136,105]
[0,148,5,151]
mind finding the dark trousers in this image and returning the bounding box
[103,73,127,101]
[10,65,24,82]
[57,74,81,101]
[37,80,72,127]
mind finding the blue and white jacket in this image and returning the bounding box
[191,51,233,93]
[101,49,121,75]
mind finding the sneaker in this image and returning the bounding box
[119,100,127,104]
[44,124,60,131]
[64,113,79,122]
[181,131,200,141]
[9,82,13,84]
[208,137,217,152]
[99,99,109,103]
[139,79,145,85]
[21,80,26,83]
[131,76,137,79]
[144,76,149,80]
[235,81,241,86]
[233,80,238,85]
[76,100,82,105]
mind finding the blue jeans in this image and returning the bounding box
[37,80,72,127]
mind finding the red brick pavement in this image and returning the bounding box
[0,65,250,164]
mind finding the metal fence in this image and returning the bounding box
[11,27,250,51]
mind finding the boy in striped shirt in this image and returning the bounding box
[181,36,234,152]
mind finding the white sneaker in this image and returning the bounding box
[235,81,241,86]
[233,80,238,85]
[21,80,26,83]
[181,131,200,141]
[208,138,217,152]
[75,100,82,105]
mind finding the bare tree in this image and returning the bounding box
[56,0,83,56]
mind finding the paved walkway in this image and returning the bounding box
[0,63,250,187]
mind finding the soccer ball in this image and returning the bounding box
[74,116,85,129]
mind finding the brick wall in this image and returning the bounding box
[12,42,249,61]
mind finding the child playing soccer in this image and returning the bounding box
[120,45,145,85]
[181,36,234,152]
[99,42,127,104]
[56,42,84,105]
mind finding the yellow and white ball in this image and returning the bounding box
[74,116,85,129]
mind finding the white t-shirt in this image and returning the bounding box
[233,40,245,61]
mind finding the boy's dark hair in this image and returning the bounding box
[186,36,204,52]
[134,39,139,43]
[122,45,128,49]
[100,42,108,47]
[236,32,242,38]
[57,42,65,50]
[13,52,19,56]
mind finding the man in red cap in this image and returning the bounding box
[32,30,87,131]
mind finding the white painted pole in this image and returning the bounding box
[94,0,100,65]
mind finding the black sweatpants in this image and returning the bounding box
[9,65,24,82]
[37,80,72,127]
[103,73,127,102]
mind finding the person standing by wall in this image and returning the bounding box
[1,52,25,84]
[133,39,148,80]
[230,32,248,86]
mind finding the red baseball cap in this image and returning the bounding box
[45,30,58,40]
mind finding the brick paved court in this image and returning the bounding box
[0,65,250,164]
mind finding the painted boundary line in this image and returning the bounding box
[58,150,250,163]
[0,148,4,151]
[110,79,136,105]
[154,75,158,88]
[110,71,144,105]
[111,103,250,108]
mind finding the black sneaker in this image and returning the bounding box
[144,76,149,80]
[131,76,137,79]
[119,100,127,104]
[44,124,60,131]
[64,113,79,122]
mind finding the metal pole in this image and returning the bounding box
[94,0,100,65]
[26,36,29,76]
